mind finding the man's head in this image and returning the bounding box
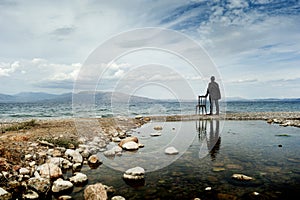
[210,76,215,82]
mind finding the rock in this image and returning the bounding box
[123,166,145,180]
[103,149,116,157]
[112,137,122,142]
[39,163,62,179]
[0,157,10,171]
[0,187,11,200]
[231,174,253,181]
[121,141,139,151]
[165,147,179,155]
[65,149,83,163]
[153,125,163,130]
[81,149,90,158]
[118,136,139,147]
[135,115,143,119]
[39,140,55,147]
[72,163,82,171]
[52,149,62,157]
[25,154,33,160]
[48,157,72,169]
[58,195,73,200]
[28,177,51,194]
[52,178,73,193]
[19,167,30,175]
[69,172,88,184]
[23,190,39,200]
[112,196,126,200]
[212,167,226,172]
[84,183,107,200]
[88,155,101,164]
[150,132,162,137]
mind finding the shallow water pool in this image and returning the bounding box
[70,120,300,199]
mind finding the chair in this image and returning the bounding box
[196,95,207,115]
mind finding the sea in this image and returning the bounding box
[0,100,300,122]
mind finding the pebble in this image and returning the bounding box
[165,147,179,155]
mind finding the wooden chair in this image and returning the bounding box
[196,95,207,115]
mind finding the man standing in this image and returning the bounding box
[205,76,221,115]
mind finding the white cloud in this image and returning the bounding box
[0,61,20,77]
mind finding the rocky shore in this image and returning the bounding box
[0,112,299,199]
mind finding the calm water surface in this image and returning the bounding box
[67,120,300,200]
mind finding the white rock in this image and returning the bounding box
[39,163,62,179]
[19,168,30,175]
[69,172,88,184]
[103,149,116,157]
[231,173,253,181]
[65,149,83,163]
[112,196,126,200]
[123,166,145,180]
[22,190,39,199]
[122,141,139,150]
[150,132,162,137]
[52,178,73,193]
[84,183,107,200]
[165,147,179,155]
[48,157,72,169]
[0,187,11,199]
[153,125,163,130]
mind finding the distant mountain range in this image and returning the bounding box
[0,92,158,103]
[0,92,299,103]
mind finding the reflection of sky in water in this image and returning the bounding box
[80,120,300,199]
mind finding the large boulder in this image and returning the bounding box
[118,137,138,147]
[69,172,88,185]
[65,149,83,163]
[84,183,107,200]
[39,163,62,179]
[52,178,73,193]
[121,141,139,151]
[28,177,51,194]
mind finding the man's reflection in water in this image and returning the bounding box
[196,119,221,160]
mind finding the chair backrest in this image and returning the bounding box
[198,95,206,106]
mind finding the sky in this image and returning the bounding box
[0,0,300,99]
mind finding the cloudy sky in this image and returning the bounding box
[1,0,300,99]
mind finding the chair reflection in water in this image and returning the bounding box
[196,119,221,160]
[195,95,207,115]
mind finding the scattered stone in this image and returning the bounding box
[38,140,55,147]
[52,178,73,193]
[112,196,126,200]
[205,187,212,191]
[28,177,51,194]
[88,155,101,165]
[150,132,162,137]
[72,163,82,171]
[278,144,282,147]
[103,149,116,157]
[121,141,139,151]
[153,125,163,130]
[112,137,122,142]
[47,157,72,169]
[226,164,243,170]
[23,189,39,200]
[165,147,179,155]
[84,183,107,200]
[135,115,143,119]
[52,149,62,157]
[275,134,291,137]
[58,195,73,200]
[231,174,253,181]
[0,187,11,200]
[19,167,30,175]
[25,154,33,160]
[212,167,225,172]
[39,163,62,179]
[69,172,88,184]
[123,166,145,180]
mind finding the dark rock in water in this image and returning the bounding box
[278,144,282,147]
[217,193,237,200]
[84,183,107,200]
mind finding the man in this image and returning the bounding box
[205,76,221,115]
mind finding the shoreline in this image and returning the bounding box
[0,111,299,199]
